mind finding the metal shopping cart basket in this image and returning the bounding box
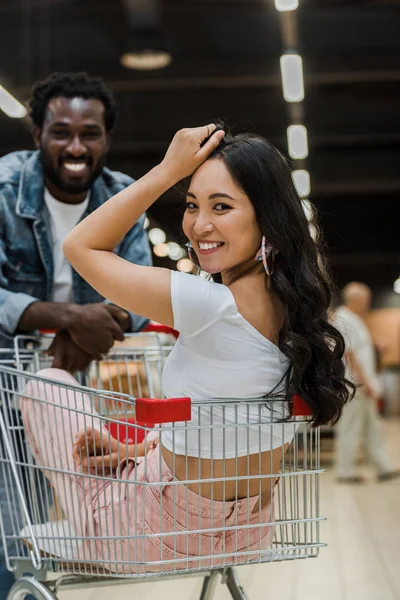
[0,335,324,600]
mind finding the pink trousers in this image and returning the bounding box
[20,368,274,573]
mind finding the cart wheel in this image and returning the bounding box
[6,576,58,600]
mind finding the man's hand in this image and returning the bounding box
[346,350,379,402]
[19,301,129,361]
[64,303,126,360]
[47,330,93,374]
[104,304,131,333]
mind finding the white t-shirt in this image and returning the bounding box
[333,305,381,396]
[44,189,89,302]
[161,271,298,459]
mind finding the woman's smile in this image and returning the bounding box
[196,240,225,255]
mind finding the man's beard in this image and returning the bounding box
[40,145,105,195]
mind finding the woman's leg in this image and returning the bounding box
[365,394,394,475]
[20,368,109,539]
[335,392,364,479]
[21,382,274,573]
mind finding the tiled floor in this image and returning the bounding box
[59,419,400,600]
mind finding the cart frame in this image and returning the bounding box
[0,334,324,600]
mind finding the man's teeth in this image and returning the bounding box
[198,242,223,250]
[63,162,87,172]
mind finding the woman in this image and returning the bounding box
[21,124,354,572]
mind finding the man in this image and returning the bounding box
[0,72,151,596]
[334,282,399,484]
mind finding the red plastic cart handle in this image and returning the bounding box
[105,417,154,445]
[136,397,191,423]
[107,395,310,445]
[39,323,179,338]
[143,323,179,339]
[137,396,311,421]
[292,394,313,417]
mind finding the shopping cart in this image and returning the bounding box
[0,334,323,600]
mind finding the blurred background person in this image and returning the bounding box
[334,282,400,484]
[0,71,151,598]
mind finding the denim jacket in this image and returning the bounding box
[0,150,152,347]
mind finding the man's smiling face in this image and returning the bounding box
[35,96,111,199]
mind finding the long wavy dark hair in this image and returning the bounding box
[188,131,355,426]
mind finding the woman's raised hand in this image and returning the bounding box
[161,124,225,182]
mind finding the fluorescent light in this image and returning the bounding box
[301,199,312,221]
[275,0,298,11]
[287,125,308,159]
[280,54,304,103]
[121,50,172,71]
[0,85,27,118]
[394,277,400,294]
[148,228,166,245]
[292,169,310,197]
[302,199,318,240]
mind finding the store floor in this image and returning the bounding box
[59,418,400,600]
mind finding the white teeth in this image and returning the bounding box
[63,162,87,172]
[198,242,223,250]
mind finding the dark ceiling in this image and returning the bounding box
[0,0,399,301]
